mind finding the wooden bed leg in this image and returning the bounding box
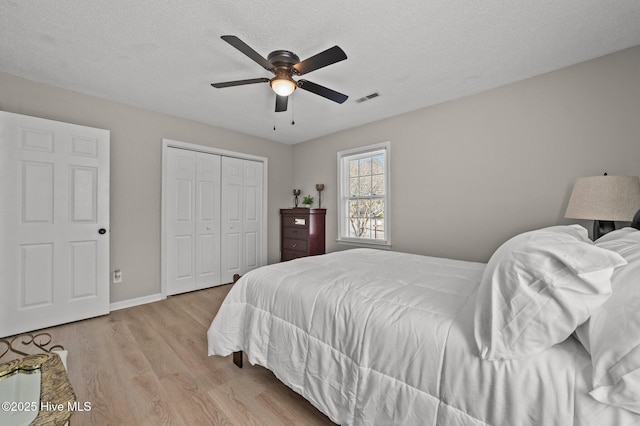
[233,351,243,368]
[231,274,242,369]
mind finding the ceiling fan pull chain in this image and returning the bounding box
[291,95,295,126]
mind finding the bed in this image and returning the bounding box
[207,224,640,425]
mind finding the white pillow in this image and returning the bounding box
[574,227,640,354]
[582,228,640,413]
[474,224,626,361]
[595,227,639,244]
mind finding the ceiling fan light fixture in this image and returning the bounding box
[270,77,296,97]
[213,36,348,111]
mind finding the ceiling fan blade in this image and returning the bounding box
[275,95,288,112]
[221,35,274,72]
[211,78,269,88]
[298,80,348,104]
[293,46,347,75]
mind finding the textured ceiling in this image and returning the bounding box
[1,1,639,144]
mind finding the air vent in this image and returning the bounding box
[355,92,380,103]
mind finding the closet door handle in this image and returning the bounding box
[98,228,107,235]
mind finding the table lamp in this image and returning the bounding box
[565,174,640,239]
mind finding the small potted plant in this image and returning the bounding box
[302,194,314,208]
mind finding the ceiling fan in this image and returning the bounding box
[211,35,348,113]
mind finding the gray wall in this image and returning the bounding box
[292,46,640,262]
[0,72,293,303]
[3,46,639,305]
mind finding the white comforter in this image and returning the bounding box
[207,249,639,425]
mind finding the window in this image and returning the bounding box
[337,142,390,247]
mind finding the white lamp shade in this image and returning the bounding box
[565,175,640,221]
[270,78,296,96]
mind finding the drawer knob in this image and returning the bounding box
[292,243,297,248]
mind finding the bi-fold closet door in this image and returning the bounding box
[165,148,221,295]
[220,156,264,285]
[165,147,263,296]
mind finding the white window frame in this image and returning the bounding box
[337,141,391,249]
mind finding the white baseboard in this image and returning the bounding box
[109,293,165,312]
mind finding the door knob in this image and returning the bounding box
[98,228,107,234]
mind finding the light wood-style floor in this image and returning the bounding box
[8,284,334,425]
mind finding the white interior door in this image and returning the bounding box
[165,148,196,295]
[0,111,110,338]
[195,152,221,289]
[220,157,263,283]
[162,139,267,296]
[221,157,243,283]
[165,148,221,295]
[242,159,263,273]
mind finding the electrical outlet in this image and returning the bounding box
[113,269,122,284]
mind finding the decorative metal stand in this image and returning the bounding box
[293,188,301,207]
[0,332,65,360]
[316,183,325,208]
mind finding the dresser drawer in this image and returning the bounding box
[282,216,310,228]
[283,227,309,240]
[282,238,308,252]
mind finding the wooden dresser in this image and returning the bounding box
[280,208,326,261]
